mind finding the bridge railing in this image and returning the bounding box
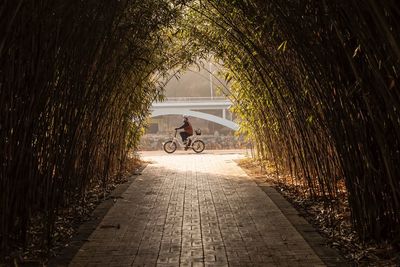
[162,96,228,102]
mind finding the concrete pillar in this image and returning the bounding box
[222,109,226,119]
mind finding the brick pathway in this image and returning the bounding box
[68,151,326,266]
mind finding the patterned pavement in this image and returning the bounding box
[67,151,327,267]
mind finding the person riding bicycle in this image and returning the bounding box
[175,115,193,149]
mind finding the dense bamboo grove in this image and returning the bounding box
[1,0,399,260]
[0,0,189,256]
[179,1,400,244]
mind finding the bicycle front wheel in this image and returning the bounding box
[163,141,177,153]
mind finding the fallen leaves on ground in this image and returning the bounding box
[2,156,143,266]
[238,157,400,267]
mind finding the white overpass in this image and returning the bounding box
[150,97,239,130]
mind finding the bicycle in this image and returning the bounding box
[163,129,205,153]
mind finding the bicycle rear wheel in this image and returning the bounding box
[192,140,205,153]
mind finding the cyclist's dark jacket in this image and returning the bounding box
[177,120,193,135]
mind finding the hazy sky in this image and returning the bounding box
[164,61,228,97]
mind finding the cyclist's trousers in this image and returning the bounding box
[180,132,192,143]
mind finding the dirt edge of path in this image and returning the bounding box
[47,163,148,267]
[235,158,351,267]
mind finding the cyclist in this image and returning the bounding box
[175,115,193,149]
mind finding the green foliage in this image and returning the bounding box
[179,0,400,245]
[1,0,399,257]
[0,0,190,257]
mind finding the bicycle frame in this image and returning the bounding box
[171,130,199,149]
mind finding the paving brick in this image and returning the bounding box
[59,151,334,266]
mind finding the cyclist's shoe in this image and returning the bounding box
[184,146,189,151]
